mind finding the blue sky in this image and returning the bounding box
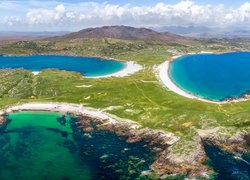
[52,0,249,7]
[0,0,250,31]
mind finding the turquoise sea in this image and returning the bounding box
[0,111,155,180]
[169,52,250,101]
[0,55,125,77]
[0,111,249,179]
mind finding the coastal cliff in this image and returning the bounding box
[200,130,250,155]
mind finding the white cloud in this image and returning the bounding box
[224,2,250,25]
[0,0,250,31]
[26,4,66,25]
[55,4,65,14]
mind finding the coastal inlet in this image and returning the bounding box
[0,103,249,179]
[0,55,142,78]
[0,111,155,180]
[162,52,250,103]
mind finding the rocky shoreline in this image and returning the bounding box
[0,111,7,125]
[0,102,249,179]
[200,130,250,155]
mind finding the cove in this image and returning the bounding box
[0,55,125,77]
[204,143,250,179]
[169,52,250,101]
[0,111,155,179]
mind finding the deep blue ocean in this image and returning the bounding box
[0,55,125,77]
[169,52,250,101]
[204,143,250,180]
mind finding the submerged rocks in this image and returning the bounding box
[74,115,213,178]
[56,115,67,126]
[1,102,248,179]
[75,113,249,179]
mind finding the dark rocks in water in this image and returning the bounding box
[46,128,68,138]
[63,140,78,154]
[200,132,250,179]
[62,177,70,180]
[204,142,250,180]
[76,115,248,179]
[221,90,250,102]
[0,117,11,134]
[12,140,31,160]
[0,111,159,179]
[70,118,156,180]
[56,115,67,126]
[2,108,247,179]
[72,115,207,179]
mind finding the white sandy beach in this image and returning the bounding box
[32,61,142,78]
[0,102,179,146]
[32,71,40,75]
[4,102,120,124]
[88,61,143,78]
[157,60,223,104]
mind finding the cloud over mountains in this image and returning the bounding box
[1,0,250,31]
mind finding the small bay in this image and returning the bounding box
[169,52,250,101]
[0,55,125,77]
[0,111,154,179]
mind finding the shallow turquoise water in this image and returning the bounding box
[169,52,250,101]
[0,55,125,77]
[0,111,154,180]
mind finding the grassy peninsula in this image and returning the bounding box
[0,26,249,178]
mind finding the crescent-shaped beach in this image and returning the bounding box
[157,54,249,104]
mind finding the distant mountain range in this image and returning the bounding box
[48,26,190,43]
[153,26,250,40]
[1,26,249,42]
[0,31,70,41]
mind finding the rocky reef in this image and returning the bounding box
[75,114,212,179]
[0,102,249,179]
[73,114,250,179]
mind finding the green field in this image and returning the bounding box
[0,38,249,155]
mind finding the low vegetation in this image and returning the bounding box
[0,38,249,155]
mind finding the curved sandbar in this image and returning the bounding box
[157,54,248,104]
